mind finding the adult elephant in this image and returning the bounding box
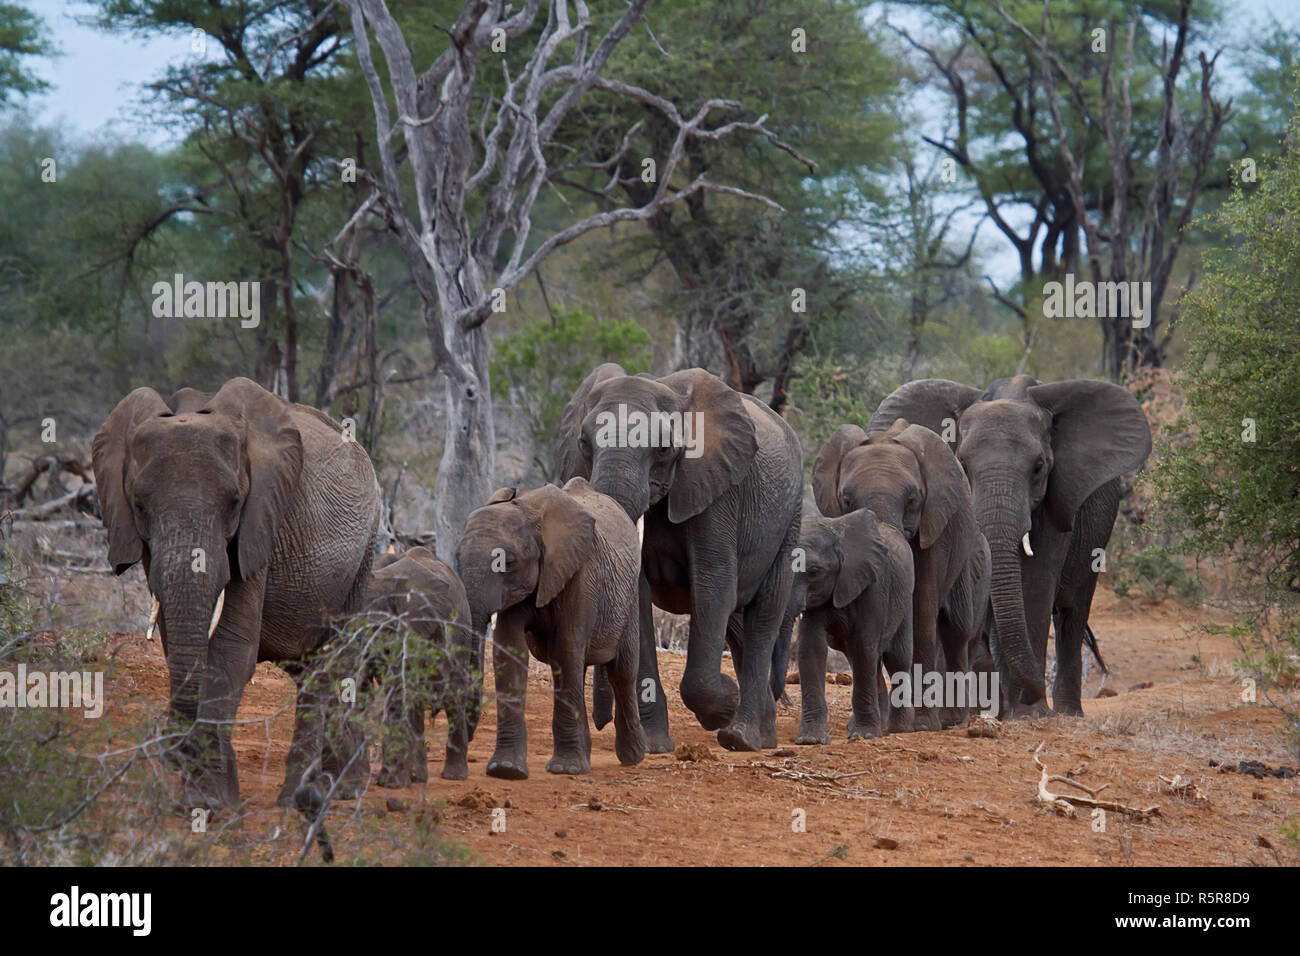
[93,377,381,808]
[867,374,1151,716]
[557,364,803,752]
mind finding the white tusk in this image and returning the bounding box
[1022,533,1034,557]
[146,595,160,641]
[208,590,226,638]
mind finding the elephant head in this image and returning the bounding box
[813,418,976,562]
[796,509,891,612]
[867,374,1152,704]
[454,484,596,638]
[92,377,302,728]
[556,364,757,522]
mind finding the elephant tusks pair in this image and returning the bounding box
[146,591,224,640]
[1022,533,1034,557]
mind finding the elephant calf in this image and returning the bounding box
[455,478,646,779]
[359,547,476,785]
[789,510,915,743]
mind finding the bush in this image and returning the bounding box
[1154,96,1300,755]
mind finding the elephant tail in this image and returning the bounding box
[1083,623,1108,675]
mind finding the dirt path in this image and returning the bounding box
[106,587,1297,865]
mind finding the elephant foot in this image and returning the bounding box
[887,708,914,735]
[939,708,968,730]
[760,723,778,750]
[912,708,942,732]
[847,714,884,741]
[717,720,761,752]
[682,674,739,731]
[1052,700,1084,717]
[795,721,830,745]
[615,730,647,767]
[375,769,407,789]
[546,751,591,775]
[1007,698,1051,719]
[486,751,529,780]
[643,727,675,754]
[441,748,469,781]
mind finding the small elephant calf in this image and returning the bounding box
[360,547,476,784]
[791,509,915,743]
[456,478,646,779]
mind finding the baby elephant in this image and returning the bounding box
[362,547,476,784]
[791,509,915,743]
[455,478,646,779]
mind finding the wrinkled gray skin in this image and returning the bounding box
[362,547,475,784]
[558,365,803,752]
[868,375,1151,716]
[455,479,645,778]
[93,378,381,808]
[813,418,990,730]
[786,510,914,743]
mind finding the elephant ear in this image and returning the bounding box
[91,387,173,575]
[527,485,596,607]
[813,424,868,517]
[891,422,976,552]
[486,487,517,505]
[867,379,983,451]
[205,377,304,581]
[170,387,214,414]
[371,550,403,573]
[1028,380,1153,533]
[555,363,627,482]
[831,508,887,608]
[658,369,758,524]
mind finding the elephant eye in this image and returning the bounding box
[578,435,592,456]
[1033,457,1046,475]
[227,494,241,515]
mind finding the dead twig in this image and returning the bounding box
[1033,744,1159,821]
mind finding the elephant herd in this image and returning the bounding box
[92,368,1151,808]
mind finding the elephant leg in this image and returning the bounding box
[592,665,614,730]
[884,605,914,733]
[442,619,479,780]
[1051,483,1117,715]
[678,556,739,735]
[378,676,426,787]
[486,611,530,780]
[607,617,647,766]
[910,572,942,732]
[726,613,777,749]
[846,632,884,741]
[546,636,591,775]
[718,515,795,752]
[1012,555,1059,718]
[937,613,972,729]
[635,572,674,753]
[794,613,830,745]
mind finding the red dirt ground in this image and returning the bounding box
[100,586,1298,866]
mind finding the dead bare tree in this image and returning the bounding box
[996,0,1229,380]
[348,0,790,559]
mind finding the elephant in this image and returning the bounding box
[557,364,803,752]
[361,547,475,785]
[786,509,914,743]
[92,377,382,808]
[454,478,646,778]
[813,418,990,730]
[867,374,1152,716]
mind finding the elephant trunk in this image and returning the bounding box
[588,456,650,522]
[973,476,1045,707]
[147,541,228,727]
